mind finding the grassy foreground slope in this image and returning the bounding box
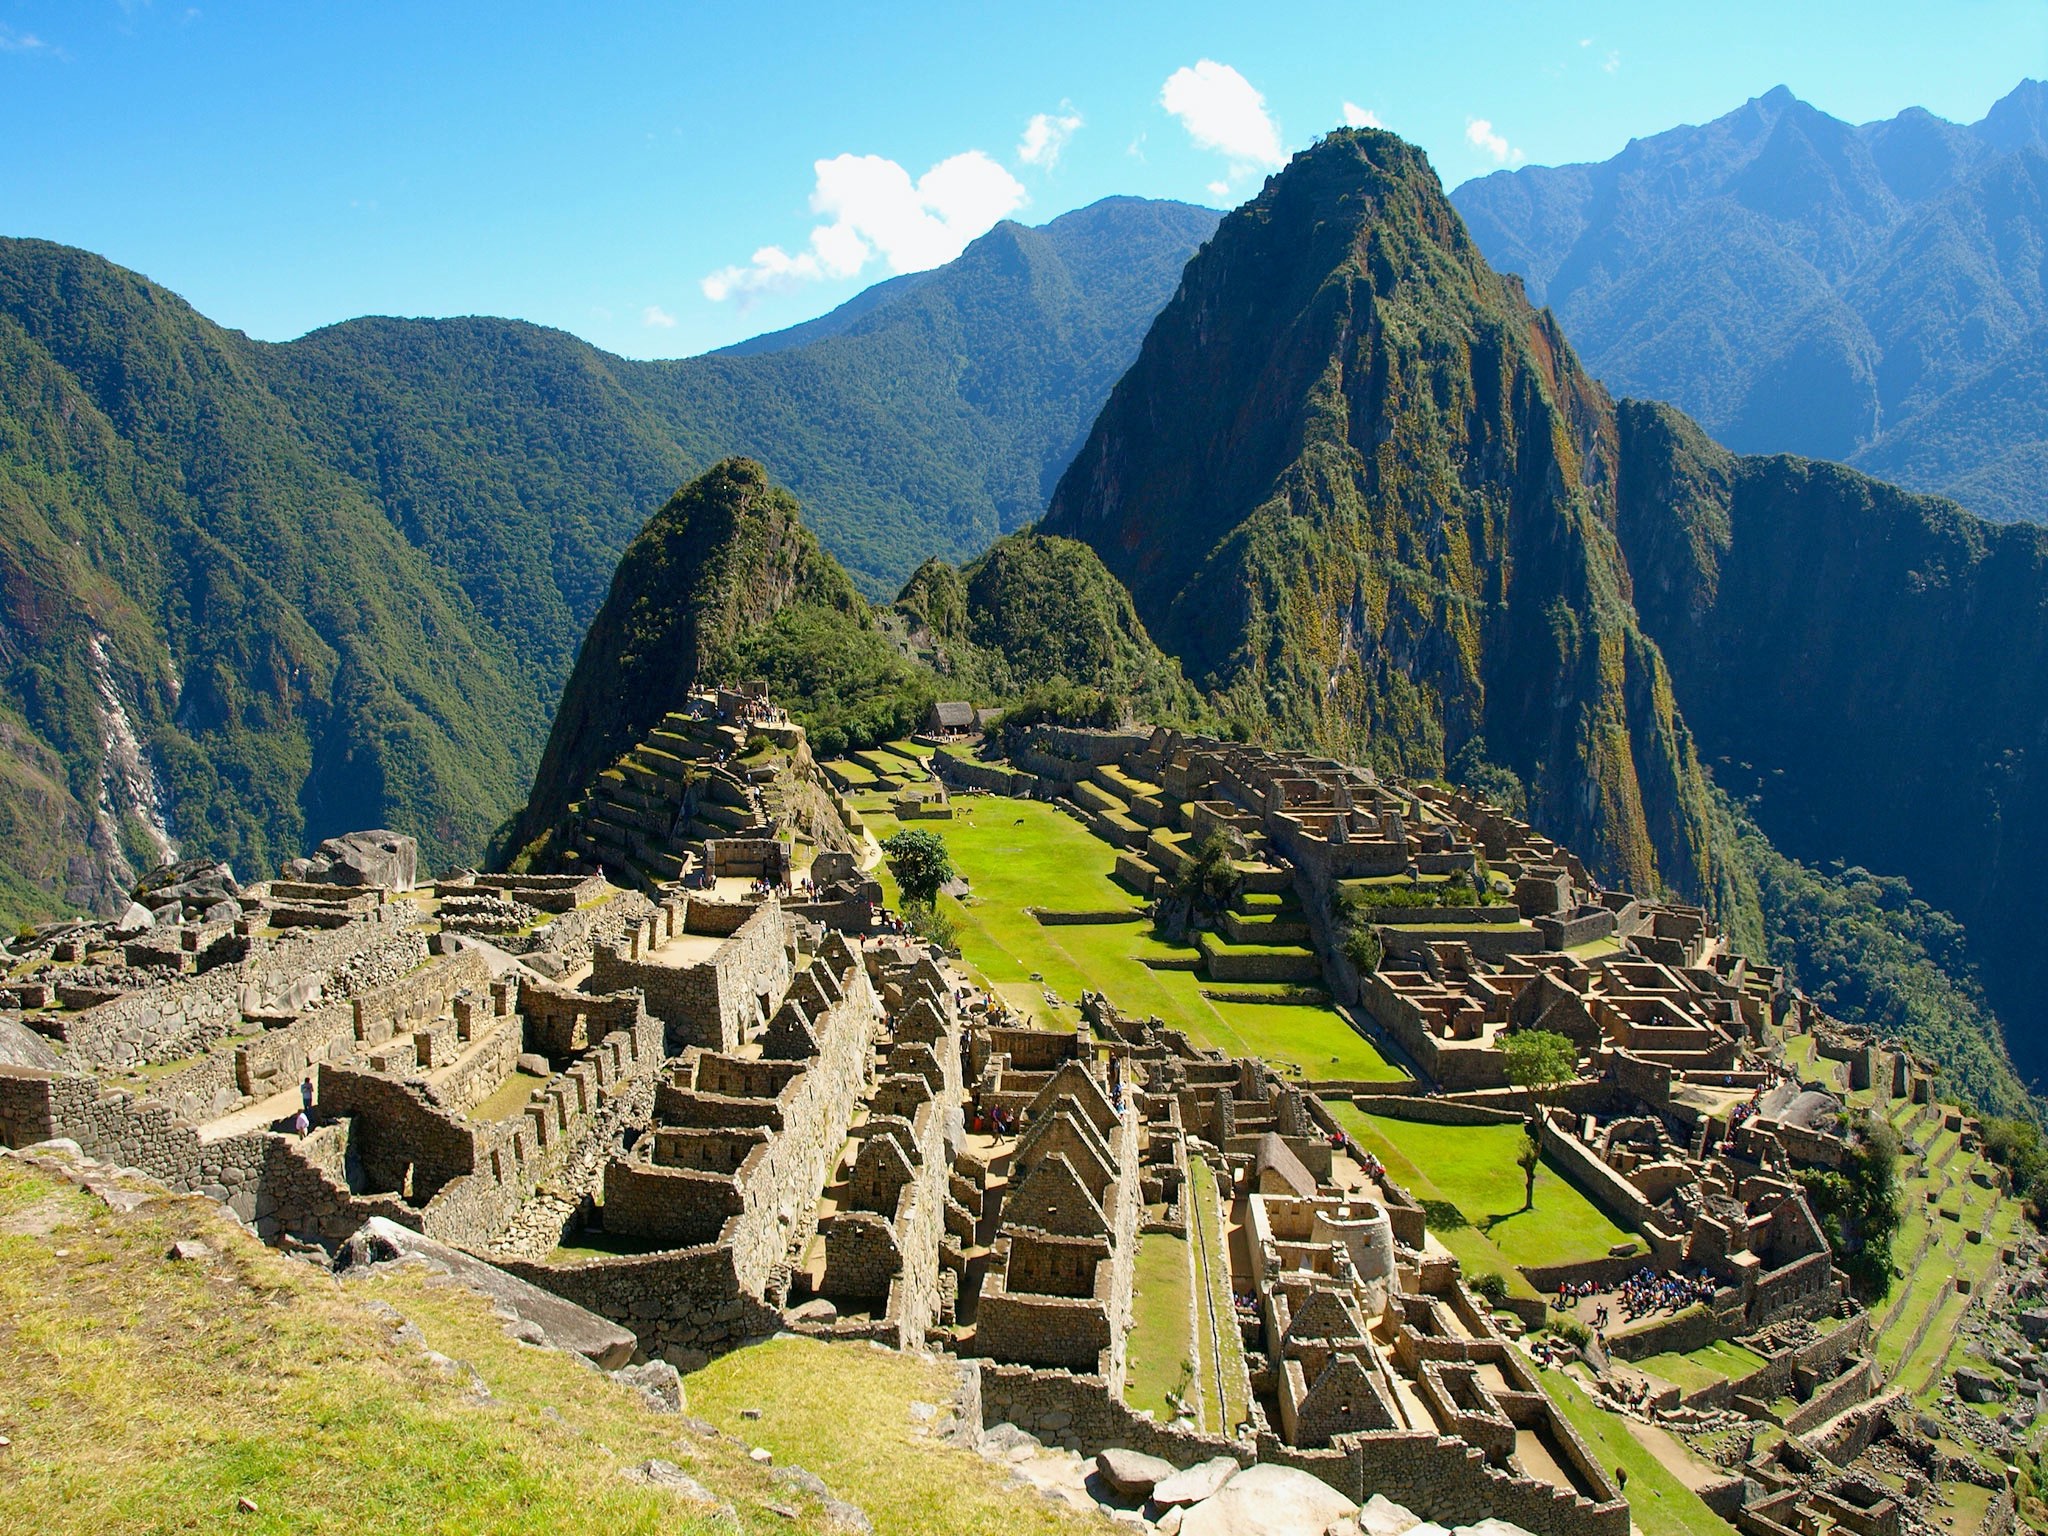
[0,1157,1105,1536]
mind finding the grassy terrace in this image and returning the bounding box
[1330,1107,1640,1273]
[861,795,1402,1081]
[1638,1338,1768,1395]
[1536,1366,1728,1536]
[2,1162,1121,1536]
[1124,1231,1197,1424]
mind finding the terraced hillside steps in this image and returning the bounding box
[561,709,764,891]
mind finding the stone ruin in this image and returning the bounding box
[2,691,2036,1536]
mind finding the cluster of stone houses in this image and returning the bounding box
[0,698,2021,1536]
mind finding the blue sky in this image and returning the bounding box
[2,1,2043,359]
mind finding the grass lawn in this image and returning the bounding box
[1536,1366,1729,1536]
[471,1068,549,1124]
[1638,1339,1768,1395]
[1186,1155,1250,1434]
[686,1336,1113,1535]
[1330,1107,1639,1270]
[871,798,1404,1081]
[0,1162,829,1535]
[1124,1232,1196,1423]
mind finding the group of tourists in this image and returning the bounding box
[1614,1265,1718,1321]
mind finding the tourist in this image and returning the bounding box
[300,1075,315,1117]
[293,1109,310,1138]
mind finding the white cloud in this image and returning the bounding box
[702,149,1026,305]
[0,24,51,51]
[1465,117,1525,166]
[1161,60,1284,176]
[1018,106,1083,169]
[1603,49,1621,74]
[1342,101,1382,129]
[1206,180,1231,198]
[642,304,676,329]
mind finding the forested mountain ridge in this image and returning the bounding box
[1616,398,2048,1088]
[0,198,1216,922]
[1042,128,1733,912]
[1452,80,2048,524]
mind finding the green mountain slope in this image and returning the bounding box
[1042,128,1728,908]
[0,199,1215,922]
[0,241,538,909]
[1616,398,2048,1085]
[1452,81,2048,521]
[895,531,1208,725]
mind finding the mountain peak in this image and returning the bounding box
[1978,76,2048,152]
[1044,128,1719,901]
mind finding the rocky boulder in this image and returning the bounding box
[1096,1447,1176,1498]
[0,1014,66,1071]
[340,1216,633,1368]
[1957,1365,2007,1404]
[1180,1463,1358,1536]
[287,830,417,892]
[1153,1457,1242,1507]
[133,858,241,917]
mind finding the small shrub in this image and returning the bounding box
[1342,925,1381,973]
[903,897,957,952]
[1470,1271,1511,1307]
[1550,1314,1592,1349]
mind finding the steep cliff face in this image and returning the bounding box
[1617,399,2048,1079]
[1043,129,1721,902]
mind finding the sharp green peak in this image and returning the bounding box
[1045,126,1726,909]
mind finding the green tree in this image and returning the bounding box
[1503,1029,1577,1114]
[882,828,955,908]
[1516,1124,1543,1211]
[1795,1111,1901,1299]
[1171,829,1243,917]
[902,897,957,952]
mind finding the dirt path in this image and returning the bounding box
[1622,1415,1725,1491]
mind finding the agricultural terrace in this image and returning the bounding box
[853,792,1402,1082]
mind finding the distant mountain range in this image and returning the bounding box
[1453,80,2048,524]
[0,198,1217,917]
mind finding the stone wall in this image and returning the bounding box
[590,948,882,1338]
[589,899,792,1052]
[972,1363,1626,1536]
[54,918,425,1072]
[499,1242,786,1369]
[934,748,1042,798]
[1350,1095,1524,1127]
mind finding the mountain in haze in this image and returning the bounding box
[1452,80,2048,523]
[1041,127,2039,1105]
[0,198,1216,922]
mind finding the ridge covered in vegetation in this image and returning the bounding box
[0,200,1215,922]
